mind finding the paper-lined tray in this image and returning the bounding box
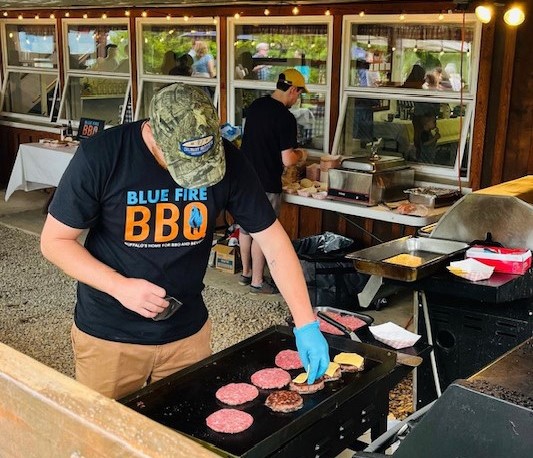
[369,322,421,349]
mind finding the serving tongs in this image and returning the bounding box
[317,311,422,368]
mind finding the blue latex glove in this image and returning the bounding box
[293,320,330,384]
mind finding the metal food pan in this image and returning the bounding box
[404,188,462,208]
[346,236,469,282]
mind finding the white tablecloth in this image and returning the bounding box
[5,142,77,201]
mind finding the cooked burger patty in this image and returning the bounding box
[289,377,325,394]
[265,390,304,413]
[215,383,259,406]
[251,368,291,389]
[275,349,303,370]
[206,409,254,434]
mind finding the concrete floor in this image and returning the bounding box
[0,188,415,328]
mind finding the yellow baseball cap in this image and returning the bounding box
[278,68,309,93]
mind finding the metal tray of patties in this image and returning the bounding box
[346,236,470,282]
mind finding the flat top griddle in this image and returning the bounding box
[120,325,396,458]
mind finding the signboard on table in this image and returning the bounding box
[77,118,105,140]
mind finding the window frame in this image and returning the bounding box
[134,16,220,120]
[58,17,131,127]
[0,19,60,123]
[336,13,482,181]
[227,15,334,154]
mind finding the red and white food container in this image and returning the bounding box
[465,246,532,275]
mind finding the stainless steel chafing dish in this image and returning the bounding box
[327,147,415,206]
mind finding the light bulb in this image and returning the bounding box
[65,12,70,17]
[2,11,7,17]
[18,14,23,19]
[50,13,55,19]
[83,13,88,19]
[166,14,171,21]
[292,7,299,15]
[264,8,270,16]
[438,13,444,21]
[125,10,130,17]
[102,13,107,19]
[475,6,492,24]
[141,11,148,18]
[400,13,405,21]
[359,11,365,17]
[504,7,525,26]
[325,9,331,16]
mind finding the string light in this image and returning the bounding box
[438,12,444,21]
[213,17,218,25]
[400,13,406,21]
[141,10,148,18]
[325,9,331,16]
[359,11,365,17]
[102,13,107,19]
[234,13,240,19]
[65,12,70,17]
[475,6,492,24]
[413,41,418,53]
[184,15,189,21]
[50,13,55,19]
[292,6,299,15]
[34,14,39,19]
[3,11,8,17]
[125,10,130,17]
[166,14,171,21]
[18,14,23,20]
[392,46,396,52]
[367,38,371,48]
[83,13,88,19]
[264,8,270,16]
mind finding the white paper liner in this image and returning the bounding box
[369,322,421,349]
[447,258,494,282]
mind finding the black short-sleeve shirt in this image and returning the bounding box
[49,120,275,344]
[241,95,298,193]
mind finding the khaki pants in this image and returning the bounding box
[71,319,212,399]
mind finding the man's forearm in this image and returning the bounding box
[252,220,315,327]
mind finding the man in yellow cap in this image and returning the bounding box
[238,68,308,294]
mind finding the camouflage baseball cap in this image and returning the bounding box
[149,83,225,189]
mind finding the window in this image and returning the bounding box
[59,19,131,126]
[0,20,59,121]
[336,14,481,180]
[135,18,219,119]
[228,16,333,153]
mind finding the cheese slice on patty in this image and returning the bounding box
[333,352,364,369]
[292,372,308,384]
[325,362,341,377]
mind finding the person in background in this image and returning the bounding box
[238,69,308,294]
[160,50,177,75]
[170,53,194,76]
[40,83,329,399]
[92,44,119,72]
[418,115,441,163]
[252,42,271,80]
[192,41,216,78]
[116,44,130,74]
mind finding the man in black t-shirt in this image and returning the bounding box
[238,68,308,294]
[41,83,328,399]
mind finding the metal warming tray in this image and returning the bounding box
[341,154,408,173]
[404,187,463,208]
[120,325,396,458]
[346,236,470,282]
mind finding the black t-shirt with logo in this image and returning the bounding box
[241,95,298,193]
[49,120,275,344]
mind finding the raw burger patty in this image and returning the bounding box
[275,349,303,370]
[251,368,291,389]
[265,390,304,413]
[215,383,259,406]
[316,312,367,336]
[206,409,254,434]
